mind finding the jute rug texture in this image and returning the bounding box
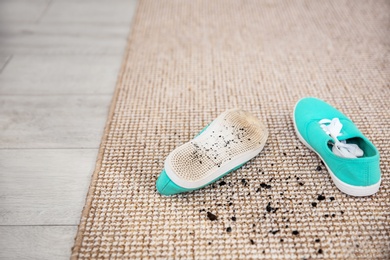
[72,0,390,259]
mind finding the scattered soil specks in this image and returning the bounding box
[250,239,255,245]
[226,227,232,233]
[207,212,217,221]
[260,182,272,189]
[231,216,236,221]
[219,181,226,186]
[292,230,299,235]
[316,166,322,171]
[311,202,317,207]
[317,194,326,201]
[266,202,279,213]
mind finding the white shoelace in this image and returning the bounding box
[319,118,364,158]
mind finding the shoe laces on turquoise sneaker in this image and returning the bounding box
[293,97,381,197]
[319,118,364,158]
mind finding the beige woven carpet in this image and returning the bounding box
[72,0,390,259]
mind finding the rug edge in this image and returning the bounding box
[70,1,143,258]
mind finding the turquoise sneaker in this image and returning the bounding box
[156,109,268,196]
[293,97,381,196]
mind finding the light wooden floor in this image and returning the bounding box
[0,0,138,259]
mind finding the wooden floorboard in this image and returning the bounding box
[0,54,122,94]
[40,0,137,25]
[0,95,112,149]
[0,22,130,56]
[0,0,50,23]
[0,226,78,260]
[0,149,98,225]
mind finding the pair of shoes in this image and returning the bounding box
[156,98,381,197]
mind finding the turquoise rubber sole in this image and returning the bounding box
[156,163,246,196]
